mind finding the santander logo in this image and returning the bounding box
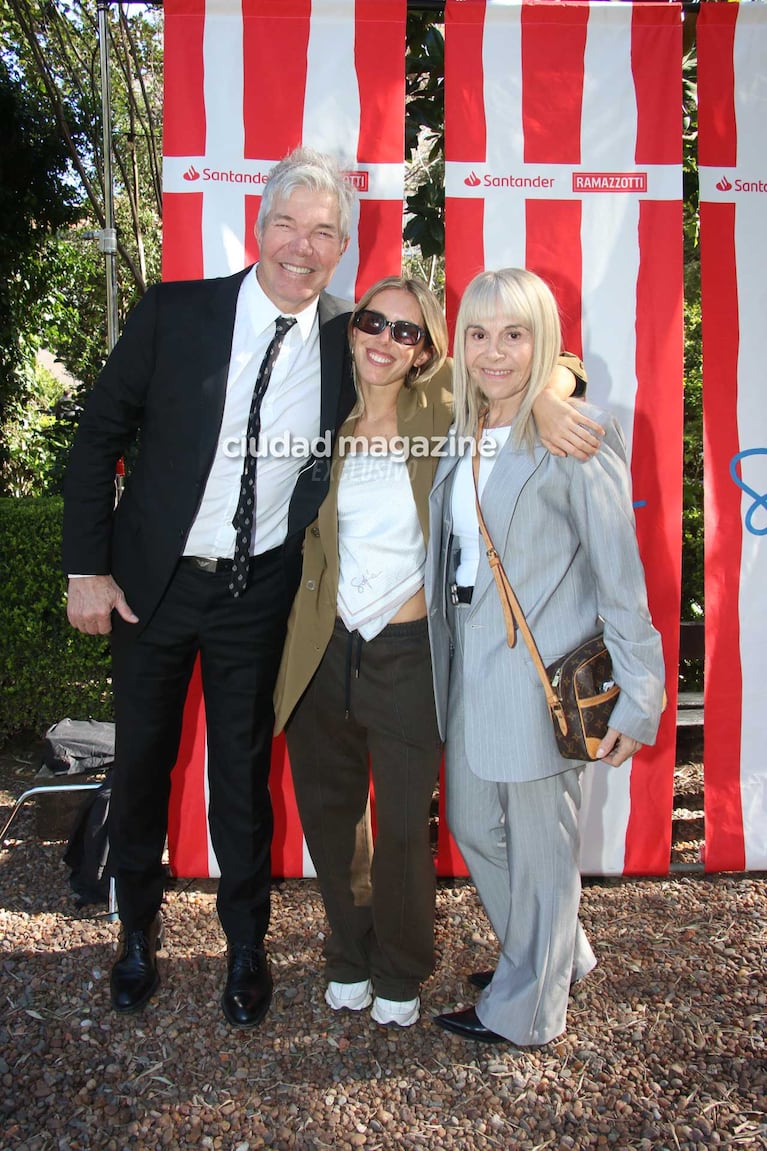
[184,165,201,182]
[712,173,767,193]
[464,171,481,188]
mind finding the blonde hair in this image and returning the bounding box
[348,276,448,416]
[452,268,562,449]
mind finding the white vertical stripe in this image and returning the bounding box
[482,4,526,267]
[579,4,639,460]
[581,5,636,170]
[578,6,639,874]
[733,11,767,870]
[580,197,640,463]
[202,186,247,278]
[483,3,524,170]
[579,762,628,876]
[203,3,245,159]
[201,3,246,274]
[303,0,361,160]
[304,0,361,299]
[303,836,317,878]
[203,740,222,878]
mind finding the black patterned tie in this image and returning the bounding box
[230,315,296,597]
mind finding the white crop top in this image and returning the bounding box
[336,452,425,640]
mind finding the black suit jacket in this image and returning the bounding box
[62,267,355,630]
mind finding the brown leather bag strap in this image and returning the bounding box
[471,414,567,734]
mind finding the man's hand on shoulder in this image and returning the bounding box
[67,575,138,635]
[534,368,605,461]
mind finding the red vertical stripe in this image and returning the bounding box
[624,199,684,876]
[524,200,583,359]
[163,0,207,157]
[244,195,261,267]
[355,0,406,163]
[162,193,204,281]
[701,201,745,872]
[631,4,682,166]
[445,0,486,163]
[697,5,738,169]
[270,737,307,878]
[168,660,211,878]
[520,4,588,165]
[356,201,403,300]
[242,0,311,160]
[444,198,485,344]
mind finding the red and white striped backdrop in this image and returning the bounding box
[162,0,408,880]
[162,0,407,297]
[443,0,684,876]
[698,1,767,874]
[163,1,767,881]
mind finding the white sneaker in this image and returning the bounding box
[325,979,373,1011]
[370,995,420,1028]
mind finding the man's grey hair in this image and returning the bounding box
[256,147,356,243]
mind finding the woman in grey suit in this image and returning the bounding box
[426,268,665,1047]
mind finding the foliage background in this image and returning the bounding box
[0,498,112,742]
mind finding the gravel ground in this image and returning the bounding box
[1,739,766,1151]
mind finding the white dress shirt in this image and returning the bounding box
[184,267,322,558]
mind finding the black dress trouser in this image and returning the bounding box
[108,542,300,943]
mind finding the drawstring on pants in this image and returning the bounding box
[344,628,363,719]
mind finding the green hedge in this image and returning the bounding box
[0,497,113,744]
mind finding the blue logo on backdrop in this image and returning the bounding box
[730,448,767,536]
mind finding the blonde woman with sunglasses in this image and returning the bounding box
[274,275,588,1029]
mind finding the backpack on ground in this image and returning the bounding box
[40,718,115,776]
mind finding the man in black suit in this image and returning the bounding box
[62,147,357,1027]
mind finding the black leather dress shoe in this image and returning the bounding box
[468,970,494,990]
[433,1006,506,1044]
[221,944,273,1028]
[110,915,162,1013]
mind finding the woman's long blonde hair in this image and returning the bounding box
[347,276,448,417]
[452,268,562,449]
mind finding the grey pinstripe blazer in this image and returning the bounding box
[425,405,666,783]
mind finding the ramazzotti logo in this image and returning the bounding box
[344,171,368,192]
[716,176,733,192]
[572,172,648,193]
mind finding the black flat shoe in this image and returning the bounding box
[468,970,494,990]
[433,1006,506,1044]
[110,914,163,1013]
[222,944,273,1028]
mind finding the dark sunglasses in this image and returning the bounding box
[353,308,425,347]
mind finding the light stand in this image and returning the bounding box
[96,0,119,354]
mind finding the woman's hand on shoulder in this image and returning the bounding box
[595,727,642,767]
[534,386,605,461]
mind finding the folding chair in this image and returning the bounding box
[1,775,118,916]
